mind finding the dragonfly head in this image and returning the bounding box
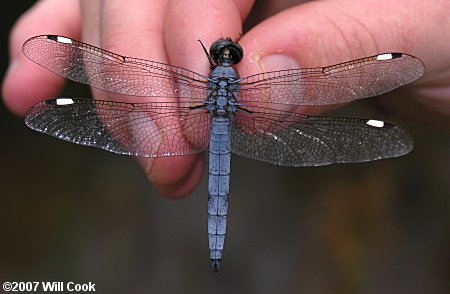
[210,38,243,65]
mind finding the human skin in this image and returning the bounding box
[3,0,450,198]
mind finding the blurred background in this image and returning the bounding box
[1,1,449,293]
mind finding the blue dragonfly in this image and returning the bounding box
[23,35,424,272]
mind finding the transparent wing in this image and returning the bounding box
[237,53,425,105]
[231,105,413,166]
[25,98,211,157]
[22,35,209,101]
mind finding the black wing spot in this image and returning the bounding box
[47,35,58,41]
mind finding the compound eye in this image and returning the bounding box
[228,43,243,64]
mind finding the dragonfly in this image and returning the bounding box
[23,35,425,272]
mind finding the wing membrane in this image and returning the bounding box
[23,36,419,165]
[238,53,425,105]
[231,106,413,166]
[23,35,209,101]
[25,98,210,157]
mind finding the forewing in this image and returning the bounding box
[231,106,413,166]
[238,53,425,105]
[22,35,209,101]
[25,98,210,157]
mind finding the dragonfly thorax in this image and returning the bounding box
[206,89,238,115]
[207,69,239,116]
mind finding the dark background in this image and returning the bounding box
[1,1,449,293]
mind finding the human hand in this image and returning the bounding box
[2,0,253,198]
[3,0,449,198]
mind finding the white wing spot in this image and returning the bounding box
[367,119,385,128]
[56,98,75,105]
[376,53,393,61]
[56,36,73,44]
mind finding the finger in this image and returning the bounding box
[81,0,170,61]
[82,0,203,198]
[2,0,81,116]
[152,0,254,197]
[165,0,254,75]
[81,0,178,196]
[238,0,450,116]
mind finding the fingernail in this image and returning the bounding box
[259,54,299,72]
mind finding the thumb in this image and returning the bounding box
[238,0,450,119]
